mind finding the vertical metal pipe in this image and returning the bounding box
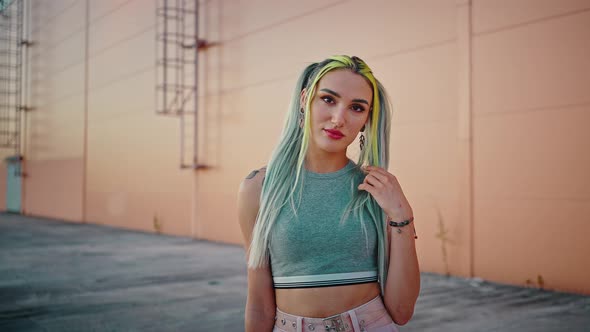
[163,0,168,114]
[467,0,474,281]
[180,98,185,167]
[2,5,6,145]
[175,0,179,114]
[193,0,198,168]
[178,0,184,167]
[82,0,90,223]
[16,0,23,157]
[21,0,31,214]
[155,0,159,114]
[175,0,182,166]
[2,3,8,146]
[13,0,23,212]
[180,0,186,166]
[22,0,29,156]
[180,0,185,108]
[456,0,474,278]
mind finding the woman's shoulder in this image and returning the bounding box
[238,167,267,231]
[241,166,266,187]
[238,166,267,206]
[245,166,267,181]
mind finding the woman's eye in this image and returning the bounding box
[321,96,334,104]
[352,104,366,112]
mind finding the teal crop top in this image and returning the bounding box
[268,160,378,289]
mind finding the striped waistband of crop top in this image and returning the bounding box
[273,271,378,289]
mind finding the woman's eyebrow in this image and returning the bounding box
[320,88,369,105]
[352,98,369,105]
[320,88,341,97]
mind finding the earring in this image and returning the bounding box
[299,107,305,127]
[359,126,366,150]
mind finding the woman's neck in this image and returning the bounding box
[304,150,350,173]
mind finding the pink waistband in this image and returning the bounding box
[274,295,389,332]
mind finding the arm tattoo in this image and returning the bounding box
[245,170,259,180]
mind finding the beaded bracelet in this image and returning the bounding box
[388,216,417,239]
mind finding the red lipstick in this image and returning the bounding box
[324,129,344,139]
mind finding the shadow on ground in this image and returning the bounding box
[1,213,589,331]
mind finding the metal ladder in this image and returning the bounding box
[0,0,31,157]
[156,0,211,169]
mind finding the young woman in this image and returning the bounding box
[238,55,420,332]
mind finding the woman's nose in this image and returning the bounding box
[330,107,346,127]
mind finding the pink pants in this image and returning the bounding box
[273,295,400,332]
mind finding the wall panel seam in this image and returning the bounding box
[89,24,155,60]
[35,27,85,54]
[392,118,458,127]
[369,38,457,61]
[31,0,82,34]
[40,65,153,107]
[474,7,590,37]
[89,0,138,25]
[35,59,85,81]
[475,101,590,118]
[219,0,350,44]
[475,196,590,202]
[38,24,155,79]
[41,90,86,109]
[88,65,153,93]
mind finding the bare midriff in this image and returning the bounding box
[274,282,381,317]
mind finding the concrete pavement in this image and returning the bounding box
[1,213,589,331]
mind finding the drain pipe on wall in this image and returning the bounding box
[456,0,475,278]
[81,0,90,223]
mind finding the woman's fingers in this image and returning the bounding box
[364,173,383,188]
[364,166,399,188]
[364,166,395,180]
[358,183,375,194]
[368,170,391,185]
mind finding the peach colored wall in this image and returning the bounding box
[23,0,86,221]
[17,0,194,237]
[84,0,194,237]
[23,159,83,222]
[471,0,590,295]
[7,0,589,295]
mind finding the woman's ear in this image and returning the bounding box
[299,88,307,110]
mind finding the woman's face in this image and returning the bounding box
[304,69,373,155]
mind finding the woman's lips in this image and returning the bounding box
[324,129,344,139]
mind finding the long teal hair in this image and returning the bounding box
[248,55,392,295]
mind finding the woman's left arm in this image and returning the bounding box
[358,166,420,326]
